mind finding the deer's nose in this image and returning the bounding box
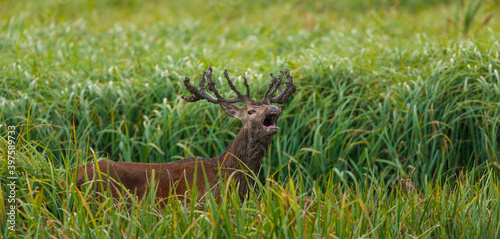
[267,105,279,113]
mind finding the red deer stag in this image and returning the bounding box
[77,67,296,203]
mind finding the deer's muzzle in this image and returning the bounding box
[263,106,280,130]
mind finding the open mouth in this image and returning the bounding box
[263,112,279,129]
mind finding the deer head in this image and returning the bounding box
[182,67,296,138]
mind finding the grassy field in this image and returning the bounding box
[1,0,500,237]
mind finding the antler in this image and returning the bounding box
[183,67,296,105]
[262,69,296,104]
[182,66,254,105]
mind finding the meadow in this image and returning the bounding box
[1,0,500,237]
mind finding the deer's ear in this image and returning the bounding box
[279,105,286,111]
[219,102,244,119]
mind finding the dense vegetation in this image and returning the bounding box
[1,0,499,237]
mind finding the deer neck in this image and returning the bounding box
[217,126,274,175]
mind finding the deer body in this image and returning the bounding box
[77,67,296,202]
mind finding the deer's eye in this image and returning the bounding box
[248,110,255,115]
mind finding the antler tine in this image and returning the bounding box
[182,68,218,103]
[276,72,284,95]
[182,67,254,105]
[206,67,225,99]
[268,71,284,97]
[223,69,244,97]
[262,70,286,103]
[263,69,296,104]
[223,69,254,104]
[263,73,277,98]
[243,73,250,97]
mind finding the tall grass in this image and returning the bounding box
[1,0,500,237]
[1,135,499,237]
